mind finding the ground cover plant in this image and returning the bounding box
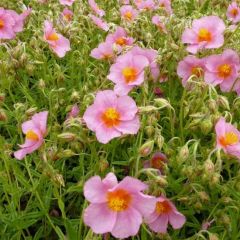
[1,0,240,239]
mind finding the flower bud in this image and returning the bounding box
[200,119,213,135]
[71,91,80,101]
[26,107,38,117]
[217,96,229,110]
[38,79,46,89]
[204,159,215,173]
[139,140,154,157]
[145,126,155,137]
[209,233,219,240]
[198,191,209,202]
[0,109,7,121]
[0,93,5,103]
[156,135,164,149]
[179,145,189,161]
[60,149,76,158]
[138,106,158,113]
[57,132,77,142]
[99,159,109,172]
[208,99,217,113]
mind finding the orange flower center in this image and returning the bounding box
[231,8,238,17]
[47,32,59,41]
[217,64,232,78]
[122,67,137,83]
[107,189,132,212]
[26,130,39,141]
[115,37,127,46]
[219,132,239,146]
[198,28,212,42]
[124,11,133,20]
[151,156,165,169]
[155,200,172,214]
[103,53,113,59]
[0,19,4,29]
[64,14,72,21]
[101,107,120,127]
[191,67,203,77]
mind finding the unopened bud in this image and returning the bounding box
[204,159,215,173]
[57,132,77,142]
[198,191,209,202]
[71,91,80,101]
[208,99,217,113]
[0,93,5,103]
[156,135,164,149]
[61,149,76,158]
[156,176,168,187]
[0,109,7,121]
[145,126,155,137]
[217,96,230,110]
[209,233,219,240]
[139,140,154,157]
[200,119,213,135]
[26,107,37,117]
[179,145,189,160]
[99,159,109,172]
[138,106,158,113]
[38,79,46,89]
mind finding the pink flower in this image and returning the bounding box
[120,5,139,21]
[43,20,71,58]
[107,51,149,95]
[145,196,186,233]
[67,104,79,119]
[177,55,206,86]
[135,0,156,11]
[152,15,167,33]
[0,8,16,39]
[88,0,105,17]
[89,14,109,31]
[83,90,140,143]
[14,111,48,160]
[204,49,240,92]
[157,0,173,15]
[6,8,31,34]
[62,8,73,22]
[59,0,75,6]
[130,46,160,81]
[106,26,134,51]
[182,16,225,54]
[83,172,156,238]
[90,42,115,60]
[215,117,240,159]
[143,152,167,174]
[227,2,240,23]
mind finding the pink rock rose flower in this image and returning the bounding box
[215,117,240,159]
[90,42,115,60]
[59,0,75,6]
[89,14,109,31]
[83,90,140,143]
[14,111,48,160]
[145,196,186,233]
[182,16,225,54]
[177,55,206,86]
[120,5,139,21]
[88,0,105,17]
[83,172,156,238]
[43,20,71,58]
[227,2,240,23]
[107,51,149,95]
[204,49,240,92]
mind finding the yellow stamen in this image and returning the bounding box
[107,189,131,212]
[0,19,4,29]
[122,67,137,83]
[124,11,133,20]
[219,132,239,146]
[47,32,59,41]
[198,28,212,42]
[155,200,172,214]
[218,64,232,78]
[101,108,120,127]
[26,130,39,141]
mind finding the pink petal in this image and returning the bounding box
[169,211,186,229]
[84,176,108,203]
[84,203,117,234]
[111,207,142,239]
